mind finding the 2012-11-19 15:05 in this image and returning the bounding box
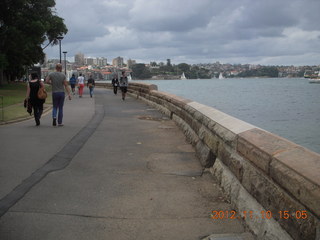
[211,210,308,220]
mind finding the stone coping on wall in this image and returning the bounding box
[127,81,320,239]
[187,101,257,135]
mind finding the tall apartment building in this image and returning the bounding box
[75,52,85,66]
[112,56,124,67]
[97,57,107,67]
[127,59,136,68]
[83,57,107,66]
[85,58,96,66]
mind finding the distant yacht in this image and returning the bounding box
[218,72,225,79]
[181,72,187,79]
[309,71,320,83]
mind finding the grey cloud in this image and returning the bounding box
[56,0,112,43]
[128,0,215,32]
[44,0,320,66]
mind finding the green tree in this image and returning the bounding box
[150,61,157,67]
[238,66,279,78]
[132,63,152,79]
[0,0,68,85]
[159,65,174,74]
[177,63,190,73]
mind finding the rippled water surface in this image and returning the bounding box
[140,78,320,153]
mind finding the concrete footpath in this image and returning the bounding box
[0,87,255,240]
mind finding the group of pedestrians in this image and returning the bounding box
[69,73,95,98]
[25,64,127,127]
[112,71,128,100]
[25,63,96,127]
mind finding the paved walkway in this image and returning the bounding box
[0,87,255,240]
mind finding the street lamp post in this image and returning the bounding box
[57,36,64,63]
[63,51,67,75]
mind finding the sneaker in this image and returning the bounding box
[53,118,57,126]
[58,124,64,127]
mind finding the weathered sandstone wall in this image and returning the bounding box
[126,82,320,240]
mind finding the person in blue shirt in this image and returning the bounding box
[69,74,77,95]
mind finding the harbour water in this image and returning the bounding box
[139,78,320,154]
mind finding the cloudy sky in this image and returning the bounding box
[44,0,320,66]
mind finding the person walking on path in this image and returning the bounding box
[77,73,85,97]
[25,73,45,126]
[46,63,71,126]
[119,71,128,100]
[87,75,95,98]
[111,74,119,95]
[69,74,77,95]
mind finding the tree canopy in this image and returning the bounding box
[237,66,279,78]
[0,0,68,84]
[131,63,152,79]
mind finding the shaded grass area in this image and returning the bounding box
[1,104,52,122]
[0,82,27,107]
[0,82,52,122]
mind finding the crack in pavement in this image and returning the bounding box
[8,210,210,221]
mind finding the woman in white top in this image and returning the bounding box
[77,73,85,97]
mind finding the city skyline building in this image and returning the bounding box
[112,56,124,68]
[75,52,85,66]
[127,59,136,68]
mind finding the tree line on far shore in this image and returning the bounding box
[131,63,284,79]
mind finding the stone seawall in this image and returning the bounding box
[124,82,320,240]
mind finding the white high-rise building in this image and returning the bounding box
[75,52,85,66]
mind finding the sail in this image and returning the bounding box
[219,73,224,79]
[181,72,187,79]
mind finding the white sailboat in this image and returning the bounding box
[218,72,225,79]
[127,73,132,81]
[181,72,187,79]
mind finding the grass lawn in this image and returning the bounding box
[0,82,52,122]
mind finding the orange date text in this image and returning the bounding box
[210,210,308,220]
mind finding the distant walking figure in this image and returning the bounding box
[77,73,85,97]
[25,73,45,126]
[87,75,95,98]
[111,74,119,95]
[69,74,77,95]
[46,64,71,126]
[119,71,128,100]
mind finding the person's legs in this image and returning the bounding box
[71,84,75,95]
[79,84,84,97]
[57,92,65,125]
[33,104,40,126]
[38,103,43,119]
[121,87,127,100]
[52,92,58,125]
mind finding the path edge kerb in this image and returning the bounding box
[0,104,52,125]
[124,81,320,240]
